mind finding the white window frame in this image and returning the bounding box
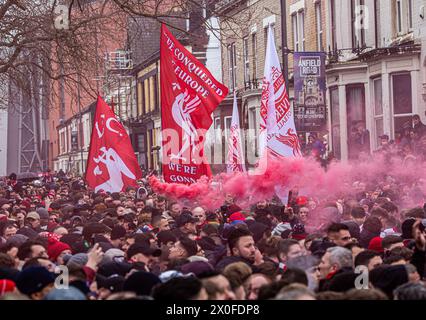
[251,32,258,83]
[243,37,250,84]
[391,72,413,136]
[227,43,237,90]
[315,2,323,51]
[292,10,305,51]
[373,77,383,148]
[396,0,404,34]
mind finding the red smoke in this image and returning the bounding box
[149,154,426,211]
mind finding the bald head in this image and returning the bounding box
[192,207,206,226]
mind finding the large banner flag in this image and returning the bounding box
[85,96,142,193]
[160,24,228,184]
[259,25,302,159]
[293,52,327,131]
[227,92,245,173]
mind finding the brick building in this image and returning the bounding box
[217,0,326,166]
[325,0,426,160]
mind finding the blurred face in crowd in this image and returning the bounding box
[205,275,236,300]
[158,218,170,231]
[298,207,309,224]
[367,255,383,271]
[318,251,336,279]
[3,225,17,240]
[155,199,166,211]
[256,200,267,209]
[170,203,182,218]
[135,200,145,211]
[232,235,256,262]
[30,245,49,260]
[328,229,352,247]
[246,274,271,300]
[139,210,152,223]
[53,227,68,237]
[168,241,189,260]
[183,222,197,235]
[27,217,40,229]
[56,249,72,265]
[116,206,126,216]
[192,207,206,226]
[122,237,135,252]
[225,194,234,205]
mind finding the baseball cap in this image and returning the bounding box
[176,213,198,227]
[26,212,40,220]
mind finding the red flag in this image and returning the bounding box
[160,24,228,184]
[85,96,142,192]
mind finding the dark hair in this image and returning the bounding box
[281,268,308,286]
[381,235,403,250]
[370,207,389,219]
[277,239,299,256]
[22,257,50,270]
[345,288,388,300]
[354,250,381,267]
[327,223,349,234]
[17,240,45,261]
[381,202,398,214]
[363,216,382,234]
[257,280,289,300]
[0,253,14,268]
[344,242,362,251]
[405,207,425,219]
[152,276,203,300]
[351,207,366,219]
[179,237,198,257]
[227,228,253,252]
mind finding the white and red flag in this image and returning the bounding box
[259,25,301,159]
[85,96,142,193]
[160,24,228,184]
[227,92,245,173]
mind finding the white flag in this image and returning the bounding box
[259,25,302,159]
[227,92,245,173]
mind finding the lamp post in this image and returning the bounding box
[280,0,289,89]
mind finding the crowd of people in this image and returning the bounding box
[1,154,426,301]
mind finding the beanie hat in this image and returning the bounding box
[122,271,161,296]
[229,212,246,222]
[66,253,88,267]
[368,236,384,253]
[96,274,125,293]
[6,234,29,248]
[36,208,49,220]
[15,267,55,295]
[0,279,16,296]
[180,261,214,277]
[44,287,86,300]
[47,239,71,262]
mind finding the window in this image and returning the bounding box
[292,11,304,52]
[397,0,403,34]
[137,134,145,152]
[251,33,258,83]
[250,108,258,154]
[373,78,384,147]
[351,0,366,48]
[330,0,337,51]
[408,0,413,29]
[243,37,250,85]
[330,87,341,159]
[315,2,323,51]
[374,0,380,48]
[346,85,366,158]
[392,73,412,135]
[264,24,275,52]
[227,43,237,90]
